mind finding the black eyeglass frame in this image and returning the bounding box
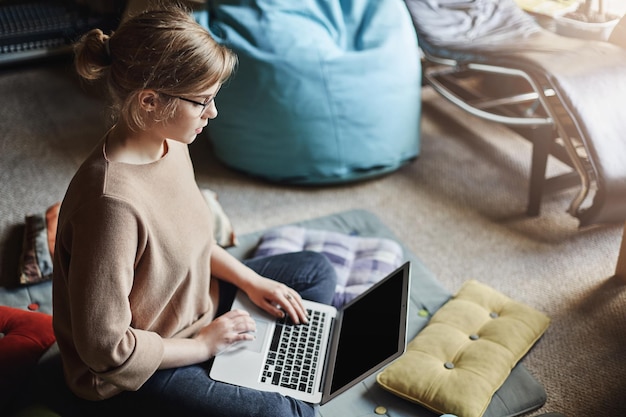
[159,92,213,113]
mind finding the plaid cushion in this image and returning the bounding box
[252,226,403,308]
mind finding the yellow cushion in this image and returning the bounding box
[376,280,550,417]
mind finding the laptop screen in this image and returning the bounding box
[324,262,410,402]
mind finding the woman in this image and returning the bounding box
[51,4,337,417]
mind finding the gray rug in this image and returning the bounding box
[1,58,625,417]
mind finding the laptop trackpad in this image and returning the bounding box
[242,319,269,353]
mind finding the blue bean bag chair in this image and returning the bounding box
[203,0,422,184]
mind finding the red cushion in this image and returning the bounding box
[0,306,55,384]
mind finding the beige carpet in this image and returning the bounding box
[1,58,625,417]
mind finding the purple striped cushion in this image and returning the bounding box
[252,226,403,308]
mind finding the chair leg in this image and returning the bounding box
[527,125,553,217]
[614,222,626,283]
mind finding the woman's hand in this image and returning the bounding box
[245,277,309,325]
[193,309,257,357]
[208,244,308,324]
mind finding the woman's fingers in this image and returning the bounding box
[272,290,308,325]
[226,309,256,335]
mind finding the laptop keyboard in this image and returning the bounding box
[260,309,327,393]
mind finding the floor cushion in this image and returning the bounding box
[227,209,548,417]
[376,280,551,417]
[0,306,55,411]
[203,0,422,184]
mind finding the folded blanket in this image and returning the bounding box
[252,226,404,308]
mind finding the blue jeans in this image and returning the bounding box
[39,251,337,417]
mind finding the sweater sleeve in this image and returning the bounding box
[62,195,164,392]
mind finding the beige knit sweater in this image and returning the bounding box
[52,138,216,400]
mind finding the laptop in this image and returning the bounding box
[209,261,411,405]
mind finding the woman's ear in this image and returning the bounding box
[138,90,159,112]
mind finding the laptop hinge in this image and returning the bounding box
[319,314,341,401]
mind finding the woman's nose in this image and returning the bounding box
[202,101,218,119]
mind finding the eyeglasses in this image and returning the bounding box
[159,93,213,114]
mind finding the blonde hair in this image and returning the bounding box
[74,3,237,131]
